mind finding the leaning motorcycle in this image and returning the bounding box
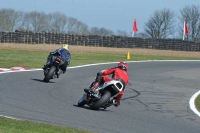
[43,56,63,82]
[77,79,125,110]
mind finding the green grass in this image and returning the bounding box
[0,49,199,69]
[0,116,92,133]
[195,95,200,112]
[0,49,200,133]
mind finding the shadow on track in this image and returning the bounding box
[31,78,55,83]
[73,105,113,112]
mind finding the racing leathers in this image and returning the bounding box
[43,48,71,74]
[85,67,129,106]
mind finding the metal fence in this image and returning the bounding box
[0,30,200,51]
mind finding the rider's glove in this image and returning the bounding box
[50,52,55,55]
[97,72,101,76]
[113,99,120,107]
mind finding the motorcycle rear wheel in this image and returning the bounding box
[43,66,56,82]
[90,90,111,110]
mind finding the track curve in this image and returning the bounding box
[0,61,200,133]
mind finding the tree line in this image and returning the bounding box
[0,5,200,41]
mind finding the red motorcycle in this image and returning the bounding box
[77,79,124,110]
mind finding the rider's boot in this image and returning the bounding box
[62,67,66,74]
[43,62,50,70]
[42,65,48,70]
[43,64,50,75]
[43,55,51,70]
[56,69,63,78]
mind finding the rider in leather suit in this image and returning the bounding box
[43,44,71,77]
[84,62,129,107]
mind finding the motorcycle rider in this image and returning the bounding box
[84,62,129,107]
[43,44,71,77]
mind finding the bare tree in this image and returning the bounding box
[78,23,89,35]
[89,27,114,36]
[73,21,89,35]
[66,17,79,34]
[116,30,129,37]
[66,17,89,35]
[90,27,101,35]
[179,5,200,41]
[15,11,26,30]
[99,27,114,36]
[0,8,22,31]
[23,11,48,32]
[47,12,67,33]
[144,8,175,38]
[137,32,149,38]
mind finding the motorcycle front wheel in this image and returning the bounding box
[43,66,56,82]
[90,90,111,110]
[77,97,86,107]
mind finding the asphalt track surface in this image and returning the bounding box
[0,61,200,133]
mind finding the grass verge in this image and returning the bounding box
[195,95,200,112]
[0,49,200,69]
[0,116,92,133]
[0,48,200,133]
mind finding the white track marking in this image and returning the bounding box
[189,90,200,116]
